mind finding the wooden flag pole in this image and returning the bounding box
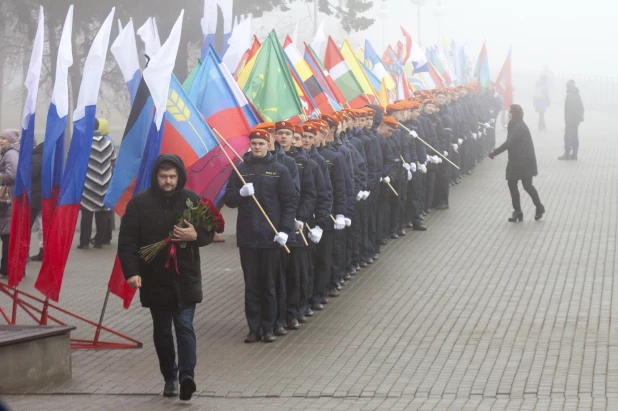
[398,122,460,170]
[385,180,399,196]
[211,128,290,254]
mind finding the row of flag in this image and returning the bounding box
[6,4,513,310]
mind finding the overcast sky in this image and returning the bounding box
[256,0,618,78]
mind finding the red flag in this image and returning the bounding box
[495,47,513,109]
[401,27,412,64]
[108,256,136,309]
[428,62,445,89]
[396,41,404,62]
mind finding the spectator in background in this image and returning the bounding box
[0,129,20,276]
[78,118,116,249]
[29,141,44,262]
[533,74,551,131]
[559,79,585,161]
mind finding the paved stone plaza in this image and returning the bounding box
[1,108,616,410]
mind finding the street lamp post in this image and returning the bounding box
[410,0,427,45]
[377,1,389,51]
[433,0,445,45]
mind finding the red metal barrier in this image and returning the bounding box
[0,282,141,349]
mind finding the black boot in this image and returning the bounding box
[535,205,545,221]
[558,153,570,160]
[508,211,524,222]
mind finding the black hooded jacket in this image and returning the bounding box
[118,154,215,309]
[565,82,585,125]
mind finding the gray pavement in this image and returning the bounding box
[1,107,617,410]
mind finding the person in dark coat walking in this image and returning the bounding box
[225,129,297,344]
[489,104,545,222]
[118,154,215,400]
[0,129,19,277]
[559,79,585,160]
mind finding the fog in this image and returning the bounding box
[0,0,616,133]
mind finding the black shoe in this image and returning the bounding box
[321,297,329,304]
[298,316,307,324]
[93,243,104,249]
[30,248,43,262]
[390,233,399,239]
[343,273,352,281]
[329,289,340,297]
[306,307,314,317]
[380,239,388,245]
[372,254,379,261]
[435,204,449,210]
[398,229,407,236]
[508,211,524,222]
[366,258,374,264]
[179,377,196,401]
[418,215,425,221]
[413,224,427,231]
[262,331,276,343]
[406,221,414,228]
[570,154,577,160]
[163,380,178,397]
[312,303,324,311]
[244,331,261,343]
[558,153,570,160]
[274,326,287,336]
[535,205,545,221]
[287,319,300,330]
[77,244,89,250]
[348,267,357,276]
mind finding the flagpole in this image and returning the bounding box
[398,122,460,169]
[213,129,308,247]
[211,128,291,253]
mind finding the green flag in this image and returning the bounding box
[238,30,304,122]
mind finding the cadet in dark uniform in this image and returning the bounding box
[224,129,297,344]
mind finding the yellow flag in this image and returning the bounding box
[236,45,262,89]
[378,78,391,107]
[340,40,377,97]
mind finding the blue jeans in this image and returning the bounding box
[150,304,196,383]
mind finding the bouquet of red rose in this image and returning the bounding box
[139,197,225,272]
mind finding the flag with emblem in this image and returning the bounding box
[364,40,395,90]
[237,30,303,122]
[304,43,345,109]
[323,36,370,108]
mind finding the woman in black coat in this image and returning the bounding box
[489,104,545,222]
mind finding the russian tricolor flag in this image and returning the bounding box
[8,6,45,288]
[111,18,141,105]
[185,45,259,204]
[35,8,115,302]
[41,6,73,248]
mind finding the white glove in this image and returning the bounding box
[309,226,323,243]
[482,128,487,136]
[380,177,383,182]
[452,143,459,152]
[335,214,345,230]
[295,220,304,231]
[410,162,417,173]
[471,133,478,140]
[239,183,255,197]
[274,232,288,246]
[458,138,463,145]
[490,118,496,125]
[363,191,370,200]
[407,170,413,181]
[419,163,427,174]
[410,130,418,138]
[356,191,363,201]
[436,156,443,164]
[484,122,491,128]
[403,162,411,171]
[383,176,391,184]
[444,151,449,157]
[430,155,438,164]
[344,217,352,227]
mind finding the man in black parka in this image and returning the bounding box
[559,79,585,160]
[119,154,215,401]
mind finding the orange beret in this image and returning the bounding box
[434,89,447,96]
[363,107,376,115]
[408,100,420,110]
[293,125,304,135]
[302,124,318,135]
[423,98,437,106]
[256,122,276,133]
[320,114,339,128]
[386,103,406,113]
[249,129,271,142]
[382,116,399,129]
[307,118,328,128]
[275,120,295,132]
